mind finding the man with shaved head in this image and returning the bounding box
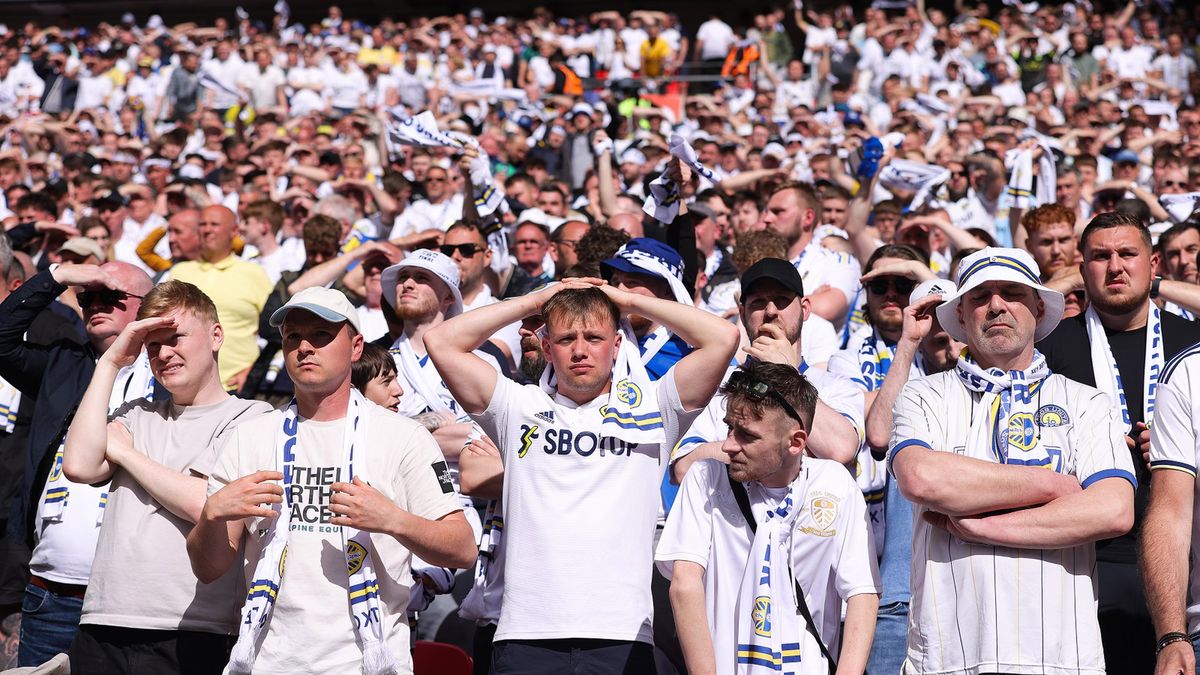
[0,261,157,665]
[169,206,273,391]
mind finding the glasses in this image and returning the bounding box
[1162,180,1187,188]
[439,243,482,257]
[727,370,804,425]
[866,277,917,295]
[78,289,143,308]
[951,171,968,178]
[426,177,447,183]
[557,239,581,249]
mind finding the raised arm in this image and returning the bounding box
[62,315,174,484]
[864,295,940,454]
[597,284,740,411]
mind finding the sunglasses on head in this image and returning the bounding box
[439,243,482,257]
[78,288,142,309]
[728,370,805,425]
[865,277,916,296]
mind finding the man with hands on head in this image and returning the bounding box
[61,280,273,674]
[426,276,739,674]
[187,286,475,675]
[890,247,1136,674]
[0,260,155,667]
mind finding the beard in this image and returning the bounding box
[629,313,653,335]
[872,307,904,335]
[519,334,547,383]
[394,294,439,322]
[1088,286,1146,317]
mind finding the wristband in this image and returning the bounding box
[1156,631,1189,655]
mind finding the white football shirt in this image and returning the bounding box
[656,458,880,675]
[889,371,1135,674]
[472,370,699,643]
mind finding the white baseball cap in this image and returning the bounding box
[270,286,362,333]
[909,278,957,305]
[936,247,1064,343]
[380,249,464,318]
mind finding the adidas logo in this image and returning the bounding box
[534,410,555,424]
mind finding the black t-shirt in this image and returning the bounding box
[1037,309,1200,563]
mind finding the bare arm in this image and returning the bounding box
[805,287,850,324]
[187,469,284,583]
[459,438,504,500]
[1157,279,1200,315]
[866,339,920,454]
[928,476,1134,548]
[670,561,717,675]
[287,240,397,296]
[892,444,1082,517]
[1142,469,1194,642]
[836,593,879,675]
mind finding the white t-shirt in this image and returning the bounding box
[656,458,880,675]
[889,371,1135,674]
[242,63,286,109]
[247,246,293,286]
[113,214,169,276]
[1153,53,1197,92]
[696,19,736,61]
[472,372,699,643]
[82,395,273,633]
[792,240,861,321]
[325,66,369,109]
[462,286,521,367]
[1147,345,1200,634]
[390,195,464,241]
[203,55,246,109]
[209,404,462,674]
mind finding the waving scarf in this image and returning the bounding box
[955,350,1051,463]
[228,391,397,675]
[733,482,806,673]
[878,160,951,212]
[1161,192,1200,224]
[642,134,720,223]
[1086,304,1163,432]
[389,111,465,150]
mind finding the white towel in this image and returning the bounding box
[389,111,465,150]
[1006,148,1036,209]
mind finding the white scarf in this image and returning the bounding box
[461,138,505,218]
[733,481,807,674]
[1086,304,1164,432]
[459,499,503,623]
[641,134,720,224]
[878,159,951,212]
[389,111,464,150]
[955,350,1051,463]
[228,391,397,675]
[0,376,19,434]
[198,70,248,103]
[537,321,665,446]
[1160,192,1200,223]
[1005,139,1056,209]
[389,334,454,418]
[448,81,529,102]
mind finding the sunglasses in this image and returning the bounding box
[78,289,143,309]
[439,243,482,257]
[728,370,804,425]
[1162,180,1187,188]
[865,277,916,296]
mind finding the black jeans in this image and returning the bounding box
[69,624,234,675]
[492,638,671,675]
[1097,559,1156,674]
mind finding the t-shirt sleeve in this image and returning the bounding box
[822,252,862,305]
[655,460,718,575]
[471,376,521,465]
[1150,366,1199,476]
[888,380,940,477]
[832,472,882,599]
[1072,388,1137,489]
[660,368,704,464]
[669,394,723,466]
[396,422,464,522]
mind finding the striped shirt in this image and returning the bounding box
[889,371,1134,674]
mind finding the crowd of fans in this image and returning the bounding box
[0,0,1199,673]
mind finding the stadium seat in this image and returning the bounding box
[413,640,473,675]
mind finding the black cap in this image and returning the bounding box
[740,258,804,299]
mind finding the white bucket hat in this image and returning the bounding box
[936,247,1064,343]
[380,249,464,318]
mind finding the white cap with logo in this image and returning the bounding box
[269,286,362,333]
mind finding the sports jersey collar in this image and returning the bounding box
[197,253,238,270]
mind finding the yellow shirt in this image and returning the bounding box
[640,38,672,78]
[170,255,273,389]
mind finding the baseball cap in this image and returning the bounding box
[57,237,106,263]
[269,286,362,333]
[380,249,464,318]
[740,258,804,299]
[909,278,957,305]
[936,247,1063,342]
[1113,148,1140,165]
[601,238,691,305]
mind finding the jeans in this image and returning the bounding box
[18,582,82,667]
[867,601,909,675]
